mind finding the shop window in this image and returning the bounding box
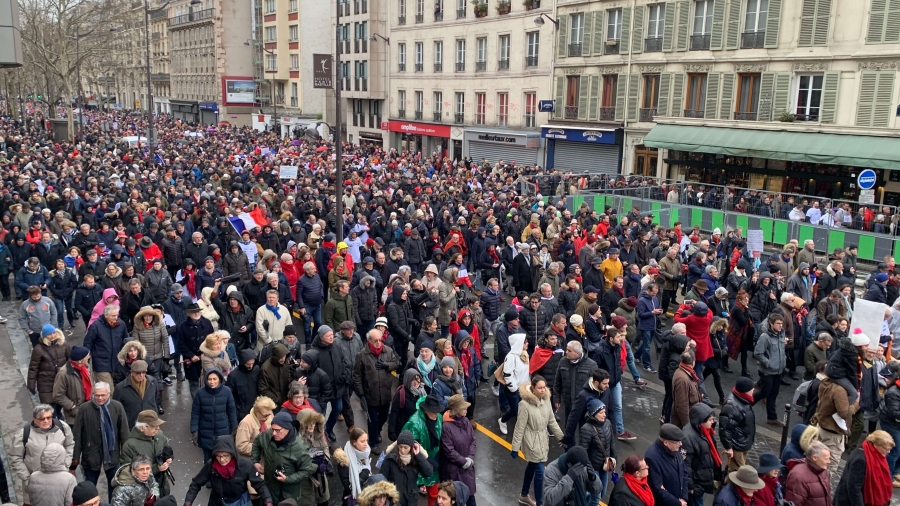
[736,73,761,120]
[685,73,707,118]
[795,74,823,121]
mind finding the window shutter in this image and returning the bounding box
[819,71,840,123]
[554,76,565,119]
[799,0,816,46]
[676,1,690,51]
[867,0,887,44]
[725,0,741,49]
[662,2,676,51]
[705,73,721,119]
[558,16,568,58]
[758,72,776,120]
[873,71,896,127]
[583,12,595,55]
[772,73,792,117]
[621,7,633,54]
[631,5,645,54]
[593,10,605,55]
[671,73,685,117]
[627,73,641,121]
[719,73,735,120]
[588,75,601,120]
[578,75,589,120]
[710,0,726,50]
[657,73,672,116]
[856,72,878,126]
[615,74,628,121]
[764,0,782,48]
[814,0,832,45]
[885,0,900,43]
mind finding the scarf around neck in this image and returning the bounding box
[94,399,116,465]
[72,361,92,400]
[863,440,892,506]
[368,342,383,356]
[701,425,722,467]
[733,387,755,404]
[343,440,372,497]
[624,474,654,506]
[265,303,282,320]
[213,457,237,479]
[417,356,436,387]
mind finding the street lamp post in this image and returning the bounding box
[334,0,342,242]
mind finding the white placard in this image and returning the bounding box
[279,166,298,179]
[746,230,764,258]
[849,298,888,350]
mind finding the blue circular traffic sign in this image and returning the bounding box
[858,169,877,190]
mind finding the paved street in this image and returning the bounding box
[0,289,894,506]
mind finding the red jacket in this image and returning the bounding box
[674,303,714,362]
[784,458,832,506]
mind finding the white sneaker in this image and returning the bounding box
[492,383,500,396]
[498,417,508,435]
[0,316,7,323]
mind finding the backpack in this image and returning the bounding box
[22,420,64,457]
[793,379,814,416]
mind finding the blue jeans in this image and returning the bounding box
[625,341,641,381]
[303,305,322,344]
[611,382,624,434]
[53,296,74,328]
[588,470,609,505]
[637,330,654,369]
[325,397,343,435]
[694,361,707,396]
[522,461,545,504]
[500,389,521,422]
[884,422,900,476]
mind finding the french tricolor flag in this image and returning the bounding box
[228,210,270,234]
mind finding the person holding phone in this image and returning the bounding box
[251,411,317,504]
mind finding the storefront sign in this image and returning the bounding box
[387,120,451,137]
[381,121,390,130]
[199,102,218,111]
[541,126,616,144]
[477,133,519,144]
[539,100,555,112]
[858,169,877,190]
[313,54,333,89]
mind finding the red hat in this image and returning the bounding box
[649,267,660,275]
[626,296,638,308]
[690,235,700,243]
[587,236,598,245]
[366,238,375,247]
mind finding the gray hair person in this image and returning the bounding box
[9,404,74,505]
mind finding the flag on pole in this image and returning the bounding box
[248,208,270,227]
[227,213,263,235]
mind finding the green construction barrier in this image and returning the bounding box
[572,195,584,210]
[691,208,703,228]
[774,222,789,244]
[759,219,773,242]
[593,196,606,212]
[858,235,875,261]
[828,230,846,252]
[711,212,724,233]
[736,215,749,232]
[799,226,815,245]
[670,208,680,227]
[652,202,662,211]
[622,199,633,214]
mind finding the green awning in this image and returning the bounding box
[643,124,900,170]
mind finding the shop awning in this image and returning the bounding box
[643,124,900,170]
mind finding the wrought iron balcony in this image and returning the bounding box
[456,62,465,72]
[599,107,615,120]
[741,31,765,49]
[399,63,406,71]
[604,41,619,54]
[398,16,406,24]
[457,8,465,18]
[415,63,423,72]
[644,37,662,52]
[434,63,442,72]
[690,34,710,50]
[455,113,464,123]
[567,43,582,56]
[415,111,423,120]
[398,109,405,118]
[433,112,442,122]
[499,59,509,70]
[151,73,170,81]
[290,97,298,107]
[476,61,486,71]
[525,56,538,67]
[793,113,819,122]
[639,107,658,122]
[564,106,578,119]
[168,8,214,27]
[734,111,758,121]
[683,109,705,118]
[415,13,424,23]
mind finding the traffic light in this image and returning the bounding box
[27,93,32,99]
[37,94,42,100]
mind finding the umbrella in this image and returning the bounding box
[290,139,301,146]
[315,145,328,152]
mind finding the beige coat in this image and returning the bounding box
[9,421,74,504]
[235,411,274,458]
[510,384,564,463]
[255,303,290,345]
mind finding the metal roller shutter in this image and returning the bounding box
[467,141,538,165]
[552,141,619,174]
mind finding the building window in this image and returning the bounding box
[398,0,406,22]
[290,54,299,69]
[414,90,423,119]
[641,74,660,121]
[795,74,823,120]
[264,26,276,42]
[524,92,536,127]
[398,43,406,71]
[499,35,510,69]
[265,0,275,13]
[601,75,617,119]
[291,82,297,107]
[565,76,579,119]
[433,91,442,121]
[455,92,464,123]
[415,0,424,22]
[415,42,423,71]
[476,37,487,71]
[434,41,443,71]
[289,25,298,41]
[288,0,296,11]
[607,9,622,40]
[456,39,465,71]
[647,3,666,48]
[369,100,381,126]
[265,53,277,71]
[525,32,539,66]
[398,90,406,117]
[745,0,768,32]
[736,73,761,120]
[685,73,707,117]
[694,0,712,34]
[497,93,508,126]
[569,13,584,55]
[475,92,486,124]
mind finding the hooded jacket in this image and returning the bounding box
[223,242,252,285]
[251,415,317,503]
[132,306,169,360]
[259,345,292,405]
[378,440,433,506]
[351,275,379,323]
[579,403,617,474]
[214,291,255,350]
[502,333,530,393]
[175,314,215,382]
[120,426,172,497]
[190,368,238,450]
[386,287,416,346]
[27,329,70,403]
[511,382,564,464]
[437,268,459,326]
[74,281,104,320]
[89,287,120,327]
[754,325,787,376]
[9,419,74,505]
[293,348,334,405]
[227,349,262,419]
[27,443,77,506]
[681,403,720,495]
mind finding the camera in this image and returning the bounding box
[275,464,287,476]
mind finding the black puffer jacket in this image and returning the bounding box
[579,415,617,473]
[881,383,900,427]
[213,291,255,351]
[558,288,581,317]
[351,276,379,323]
[226,350,261,420]
[479,287,502,322]
[408,287,438,324]
[718,390,756,452]
[682,403,720,495]
[554,355,598,410]
[311,331,351,398]
[657,330,689,382]
[386,288,416,345]
[292,349,334,405]
[519,303,550,350]
[378,442,434,506]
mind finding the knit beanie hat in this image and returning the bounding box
[735,377,754,393]
[611,316,627,330]
[72,482,99,506]
[440,356,456,371]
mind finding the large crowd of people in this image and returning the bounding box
[1,109,900,506]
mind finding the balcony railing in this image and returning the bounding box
[151,73,170,81]
[525,56,538,67]
[476,61,486,71]
[564,106,578,119]
[741,31,765,49]
[690,34,710,50]
[290,97,298,107]
[168,8,214,27]
[415,111,423,119]
[434,63,442,72]
[433,112,442,122]
[497,1,510,14]
[456,62,465,72]
[599,107,615,120]
[398,15,406,24]
[457,8,465,18]
[644,37,662,52]
[455,113,464,123]
[793,113,819,122]
[639,107,658,122]
[415,63,423,72]
[604,40,619,54]
[684,109,705,118]
[398,109,406,118]
[151,32,160,40]
[434,10,442,21]
[415,13,424,22]
[524,114,535,127]
[734,111,758,121]
[499,59,509,70]
[399,63,406,71]
[568,43,582,56]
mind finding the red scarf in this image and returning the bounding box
[281,398,313,415]
[680,364,700,383]
[458,347,473,378]
[488,248,500,264]
[624,474,654,506]
[71,361,92,400]
[702,425,722,467]
[183,270,197,298]
[736,486,754,506]
[529,347,553,374]
[213,457,237,479]
[863,440,892,506]
[258,417,268,433]
[733,387,755,404]
[368,342,383,356]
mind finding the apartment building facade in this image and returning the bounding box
[388,0,554,164]
[549,0,900,203]
[150,4,172,114]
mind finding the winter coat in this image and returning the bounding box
[579,415,617,474]
[113,373,160,428]
[784,458,832,506]
[613,300,637,344]
[52,361,90,421]
[74,282,104,320]
[519,302,550,351]
[645,438,689,506]
[120,428,172,497]
[671,365,701,429]
[437,269,459,326]
[292,349,334,405]
[511,384,564,463]
[323,293,356,333]
[636,291,660,331]
[174,316,215,382]
[542,456,602,506]
[378,441,434,506]
[596,337,623,388]
[353,343,401,406]
[190,369,238,450]
[34,240,66,271]
[608,476,651,506]
[200,341,232,379]
[213,291,255,350]
[681,403,721,495]
[295,410,331,506]
[813,377,857,435]
[72,398,130,471]
[83,314,128,373]
[9,420,74,504]
[833,446,873,506]
[401,396,442,487]
[440,414,476,493]
[296,272,325,309]
[388,370,422,441]
[27,443,77,506]
[28,331,70,403]
[132,306,169,360]
[554,355,598,410]
[110,460,159,506]
[222,247,252,286]
[227,350,261,419]
[252,426,317,503]
[186,435,272,506]
[386,291,416,347]
[351,277,379,324]
[259,347,292,405]
[19,295,56,334]
[311,332,351,398]
[718,391,756,452]
[502,333,531,393]
[144,268,173,303]
[48,267,78,300]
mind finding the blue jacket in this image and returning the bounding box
[296,273,324,308]
[196,267,223,294]
[190,368,238,450]
[83,315,128,372]
[645,439,689,506]
[15,265,50,296]
[636,291,659,331]
[0,242,11,275]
